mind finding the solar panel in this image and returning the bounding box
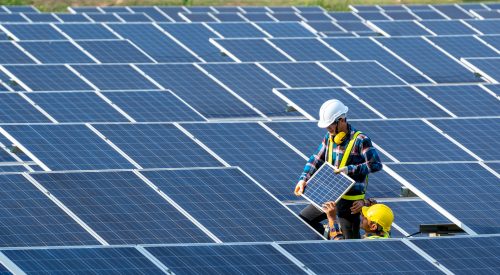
[406,4,434,11]
[181,13,217,22]
[242,12,274,22]
[0,71,25,91]
[354,119,475,162]
[212,13,246,22]
[207,22,265,38]
[186,6,214,13]
[271,13,302,22]
[348,86,450,118]
[3,65,93,91]
[142,168,319,241]
[213,38,290,62]
[352,5,380,12]
[269,7,296,13]
[102,90,204,122]
[385,11,418,20]
[430,118,499,161]
[464,57,500,82]
[182,122,306,201]
[372,21,431,36]
[300,12,332,21]
[356,11,390,20]
[419,20,478,35]
[472,10,500,19]
[138,64,260,118]
[388,162,500,234]
[241,7,268,13]
[159,23,233,62]
[146,244,305,274]
[0,93,50,123]
[262,62,343,87]
[19,41,95,64]
[75,40,154,63]
[213,6,241,12]
[56,23,118,39]
[321,61,406,86]
[3,247,162,273]
[417,85,499,117]
[2,124,135,170]
[306,21,343,32]
[100,6,131,13]
[427,36,498,58]
[280,241,442,273]
[0,42,35,64]
[158,6,187,22]
[55,13,90,22]
[130,7,171,22]
[432,4,473,19]
[2,24,65,40]
[328,12,360,20]
[116,13,152,22]
[200,63,297,117]
[412,10,446,20]
[269,38,344,61]
[72,64,158,90]
[378,37,481,83]
[296,6,325,12]
[93,123,222,168]
[23,13,59,22]
[256,22,315,37]
[4,6,38,13]
[70,7,102,13]
[0,14,27,22]
[462,20,500,35]
[32,170,213,244]
[336,21,372,32]
[412,236,500,274]
[0,173,99,247]
[109,23,198,62]
[85,13,121,22]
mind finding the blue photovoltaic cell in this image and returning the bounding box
[336,21,372,32]
[2,24,65,40]
[0,165,29,173]
[0,174,98,247]
[385,11,417,20]
[430,118,499,161]
[412,236,500,274]
[427,36,498,58]
[70,7,102,13]
[256,22,316,37]
[23,13,59,22]
[0,42,35,64]
[26,92,127,122]
[486,162,500,174]
[3,65,93,91]
[480,35,500,50]
[417,85,499,117]
[0,148,16,162]
[160,23,233,62]
[0,71,24,91]
[321,61,405,86]
[348,86,450,118]
[372,21,431,36]
[354,120,475,162]
[142,168,319,241]
[0,93,50,123]
[186,6,214,12]
[300,12,331,21]
[213,6,241,12]
[130,7,171,22]
[325,38,429,84]
[458,20,500,35]
[271,13,302,22]
[56,24,118,39]
[241,7,268,12]
[306,21,343,32]
[85,13,121,22]
[269,7,296,13]
[138,64,259,118]
[242,12,274,22]
[76,40,154,63]
[473,10,500,19]
[406,4,433,11]
[297,6,325,12]
[277,87,380,119]
[270,38,343,61]
[183,122,307,201]
[379,5,407,11]
[181,13,217,22]
[214,39,290,62]
[32,171,212,244]
[159,6,187,22]
[100,6,130,12]
[103,91,204,122]
[389,163,500,234]
[486,3,500,9]
[3,124,134,170]
[281,241,441,273]
[93,124,222,168]
[72,64,158,90]
[457,3,486,10]
[207,22,265,38]
[5,6,38,13]
[19,41,95,64]
[383,200,451,236]
[433,4,473,19]
[146,244,305,274]
[356,11,390,20]
[303,164,355,207]
[116,13,152,22]
[213,13,246,22]
[419,20,478,35]
[328,12,360,21]
[465,57,500,82]
[55,13,90,22]
[261,62,344,87]
[0,14,28,22]
[3,247,163,274]
[109,23,198,62]
[378,37,481,83]
[352,5,380,11]
[200,63,297,117]
[412,10,446,20]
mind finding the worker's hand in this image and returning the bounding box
[294,180,306,196]
[334,167,347,174]
[323,201,337,219]
[350,199,365,214]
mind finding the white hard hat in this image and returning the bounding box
[317,99,348,128]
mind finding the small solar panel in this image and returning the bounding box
[72,64,158,90]
[100,6,130,13]
[4,6,38,13]
[428,36,498,58]
[271,13,302,22]
[92,123,222,168]
[3,247,162,273]
[117,13,152,22]
[419,20,478,35]
[306,21,343,32]
[23,13,59,22]
[85,13,121,22]
[214,38,290,62]
[321,61,405,86]
[328,12,360,20]
[270,38,343,61]
[269,7,296,13]
[356,11,390,20]
[4,65,93,91]
[256,22,315,37]
[55,13,90,22]
[262,62,344,87]
[280,241,441,273]
[464,57,500,82]
[242,12,274,22]
[385,11,418,20]
[0,173,99,247]
[142,168,319,241]
[3,124,135,170]
[0,42,35,64]
[146,244,305,274]
[208,22,265,37]
[75,40,154,63]
[212,12,246,22]
[472,10,500,19]
[181,12,217,22]
[56,23,118,39]
[2,24,65,40]
[336,21,372,32]
[70,7,102,13]
[32,171,213,244]
[372,21,431,36]
[19,41,95,64]
[301,12,331,21]
[241,7,268,13]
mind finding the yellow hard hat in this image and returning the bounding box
[361,204,394,232]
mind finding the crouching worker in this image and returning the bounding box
[323,201,394,240]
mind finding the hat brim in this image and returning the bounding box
[361,206,369,219]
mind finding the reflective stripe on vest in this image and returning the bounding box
[365,232,390,239]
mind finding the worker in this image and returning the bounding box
[322,201,393,240]
[294,99,382,239]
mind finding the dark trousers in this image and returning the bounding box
[299,199,361,239]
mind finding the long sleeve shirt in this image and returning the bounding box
[299,126,382,195]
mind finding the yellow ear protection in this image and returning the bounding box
[332,118,347,145]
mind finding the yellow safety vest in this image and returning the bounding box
[327,131,366,201]
[365,232,390,239]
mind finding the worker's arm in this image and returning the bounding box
[345,134,382,176]
[295,133,328,196]
[323,202,344,240]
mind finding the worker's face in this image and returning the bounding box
[360,213,377,232]
[326,118,343,135]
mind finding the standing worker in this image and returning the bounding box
[294,99,383,239]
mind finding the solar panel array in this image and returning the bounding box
[0,3,499,273]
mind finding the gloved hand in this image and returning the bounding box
[294,180,306,196]
[334,166,347,174]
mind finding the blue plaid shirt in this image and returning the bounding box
[299,126,382,195]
